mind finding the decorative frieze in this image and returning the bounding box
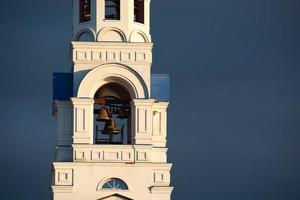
[72,42,153,65]
[72,145,167,163]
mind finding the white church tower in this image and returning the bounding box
[52,1,173,199]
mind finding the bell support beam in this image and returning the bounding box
[71,98,95,144]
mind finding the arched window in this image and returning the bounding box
[101,178,128,190]
[134,0,144,23]
[80,0,91,22]
[94,83,132,145]
[105,0,120,20]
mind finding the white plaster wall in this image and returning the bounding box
[52,163,172,200]
[71,42,152,98]
[72,144,168,163]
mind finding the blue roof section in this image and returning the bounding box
[53,73,73,101]
[151,74,170,101]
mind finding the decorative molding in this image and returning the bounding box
[53,162,172,168]
[72,145,167,163]
[54,169,73,186]
[51,185,73,193]
[72,42,153,65]
[152,170,170,186]
[150,186,174,194]
[77,63,149,99]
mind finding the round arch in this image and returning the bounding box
[97,27,127,42]
[74,28,96,41]
[77,63,149,99]
[129,29,150,43]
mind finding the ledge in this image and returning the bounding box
[51,185,73,193]
[72,41,153,49]
[53,162,172,168]
[150,186,174,194]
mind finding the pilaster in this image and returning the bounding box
[71,98,94,144]
[131,99,169,146]
[152,102,169,147]
[131,99,155,144]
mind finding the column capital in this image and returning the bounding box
[71,97,94,105]
[131,99,156,106]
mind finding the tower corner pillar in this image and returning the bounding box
[71,97,94,144]
[131,99,155,144]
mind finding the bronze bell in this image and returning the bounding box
[96,107,110,121]
[103,118,121,135]
[117,107,128,119]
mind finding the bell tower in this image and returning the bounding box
[52,1,173,200]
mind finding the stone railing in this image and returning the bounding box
[72,144,167,163]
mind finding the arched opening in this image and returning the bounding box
[77,64,149,99]
[79,0,91,22]
[134,0,144,23]
[77,31,94,41]
[94,83,132,145]
[105,0,120,20]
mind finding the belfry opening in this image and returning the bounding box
[94,83,132,145]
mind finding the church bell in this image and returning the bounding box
[103,118,121,135]
[117,107,128,119]
[96,107,110,121]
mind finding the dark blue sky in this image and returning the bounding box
[0,0,300,199]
